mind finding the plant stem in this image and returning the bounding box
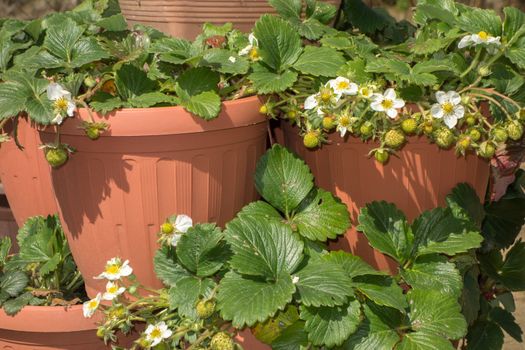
[460,49,482,78]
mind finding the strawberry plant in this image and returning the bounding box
[0,215,84,315]
[89,145,525,350]
[265,0,525,162]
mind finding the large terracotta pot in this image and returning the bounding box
[0,205,18,251]
[282,123,490,272]
[119,0,342,39]
[39,96,268,298]
[0,118,58,226]
[0,305,105,349]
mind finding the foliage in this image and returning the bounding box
[447,175,525,349]
[0,215,84,315]
[92,145,513,350]
[269,0,525,163]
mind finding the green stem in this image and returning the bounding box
[460,49,482,78]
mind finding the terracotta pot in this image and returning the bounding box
[0,305,105,349]
[282,123,490,272]
[0,205,18,251]
[236,329,270,350]
[39,96,268,297]
[119,0,342,39]
[0,118,58,226]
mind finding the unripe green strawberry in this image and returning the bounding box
[384,129,405,149]
[303,131,320,149]
[506,121,524,141]
[45,148,68,168]
[196,299,216,319]
[401,118,417,135]
[86,127,100,140]
[259,104,269,115]
[322,116,336,130]
[360,121,374,138]
[423,121,433,135]
[465,114,477,126]
[469,129,482,142]
[434,128,455,149]
[96,327,105,338]
[84,76,97,88]
[161,222,174,234]
[210,332,234,350]
[374,149,390,164]
[456,135,471,152]
[492,127,508,143]
[286,110,297,120]
[478,141,496,159]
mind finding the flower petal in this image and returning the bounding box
[175,214,193,233]
[386,108,398,119]
[431,104,444,118]
[458,35,472,49]
[370,101,384,112]
[443,114,458,128]
[393,98,405,109]
[435,91,447,104]
[454,105,465,119]
[447,91,461,105]
[304,95,318,110]
[384,88,396,100]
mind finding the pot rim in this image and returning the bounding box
[40,95,266,137]
[0,304,102,333]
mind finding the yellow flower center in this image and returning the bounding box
[337,81,349,90]
[478,31,489,41]
[381,99,394,110]
[150,328,162,339]
[108,285,119,293]
[249,48,259,60]
[54,97,69,111]
[360,88,370,97]
[88,300,98,309]
[106,264,120,275]
[339,116,350,127]
[442,102,454,114]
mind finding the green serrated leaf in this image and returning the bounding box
[182,91,221,120]
[342,302,402,350]
[408,289,467,340]
[217,271,295,328]
[357,201,412,264]
[401,255,462,298]
[39,253,61,276]
[168,276,215,318]
[89,92,124,114]
[446,183,485,228]
[458,7,502,36]
[0,81,27,119]
[254,15,302,71]
[466,320,504,350]
[300,300,361,347]
[236,201,283,222]
[176,224,229,278]
[2,292,33,316]
[489,307,523,342]
[249,65,298,94]
[115,64,156,100]
[323,251,384,278]
[293,46,345,77]
[225,217,303,279]
[177,67,220,96]
[353,275,407,312]
[272,321,309,350]
[0,271,28,297]
[396,331,455,350]
[129,92,173,108]
[269,0,302,20]
[294,258,353,307]
[201,49,249,75]
[153,248,191,287]
[292,188,350,242]
[255,145,314,216]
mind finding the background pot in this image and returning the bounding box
[283,123,490,272]
[0,305,106,349]
[0,118,58,226]
[39,96,268,298]
[119,0,342,39]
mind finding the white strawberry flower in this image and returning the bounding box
[102,281,126,301]
[82,293,101,318]
[337,114,352,137]
[239,33,259,57]
[370,89,405,119]
[458,31,501,50]
[144,321,173,347]
[304,94,325,116]
[95,257,133,281]
[328,77,358,97]
[431,91,465,129]
[47,83,76,125]
[167,214,193,247]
